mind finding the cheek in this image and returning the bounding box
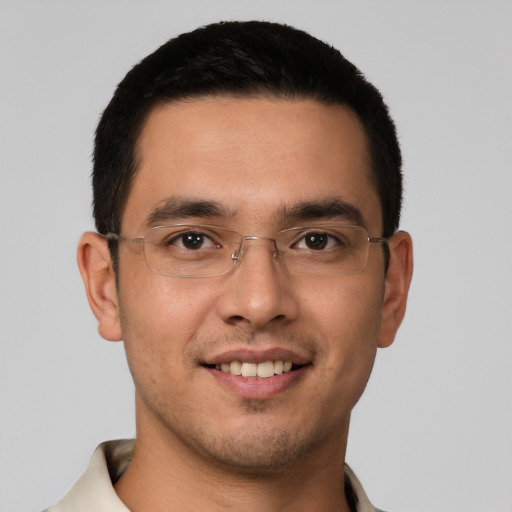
[116,269,213,387]
[300,276,383,381]
[119,258,214,339]
[290,279,383,432]
[301,276,384,339]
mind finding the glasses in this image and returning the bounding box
[106,224,388,278]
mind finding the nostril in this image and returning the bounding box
[225,315,246,325]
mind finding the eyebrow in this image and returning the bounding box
[275,199,365,227]
[144,197,236,227]
[144,196,365,229]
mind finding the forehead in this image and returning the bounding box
[123,96,381,233]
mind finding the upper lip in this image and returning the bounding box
[203,347,312,366]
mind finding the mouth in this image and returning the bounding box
[203,360,305,379]
[201,349,312,400]
[201,347,312,399]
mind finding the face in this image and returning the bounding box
[115,97,391,472]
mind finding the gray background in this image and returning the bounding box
[1,1,511,511]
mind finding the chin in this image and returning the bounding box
[189,423,324,476]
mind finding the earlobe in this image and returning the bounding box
[77,232,123,342]
[378,231,413,348]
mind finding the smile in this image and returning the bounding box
[202,350,310,399]
[214,360,295,378]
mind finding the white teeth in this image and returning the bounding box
[215,360,296,378]
[257,361,275,378]
[241,362,257,377]
[229,361,242,375]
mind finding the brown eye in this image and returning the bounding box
[295,232,343,251]
[181,233,206,249]
[292,229,351,252]
[167,231,216,250]
[304,233,329,250]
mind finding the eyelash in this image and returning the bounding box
[162,230,347,252]
[165,231,219,250]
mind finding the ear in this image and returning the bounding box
[77,232,123,341]
[378,231,413,348]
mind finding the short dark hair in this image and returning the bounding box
[93,20,402,266]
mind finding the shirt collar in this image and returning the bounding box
[49,439,380,512]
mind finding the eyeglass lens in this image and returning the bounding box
[140,224,372,278]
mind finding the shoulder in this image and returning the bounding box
[345,464,387,512]
[44,440,134,512]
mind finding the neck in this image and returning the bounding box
[115,406,352,512]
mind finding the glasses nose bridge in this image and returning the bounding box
[233,235,279,262]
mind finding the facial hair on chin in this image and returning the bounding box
[168,329,334,474]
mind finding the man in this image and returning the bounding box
[47,20,413,512]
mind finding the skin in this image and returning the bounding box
[78,96,413,511]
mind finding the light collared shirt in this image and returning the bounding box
[45,439,383,512]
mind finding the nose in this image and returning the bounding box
[216,237,300,328]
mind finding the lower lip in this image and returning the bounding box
[205,366,308,400]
